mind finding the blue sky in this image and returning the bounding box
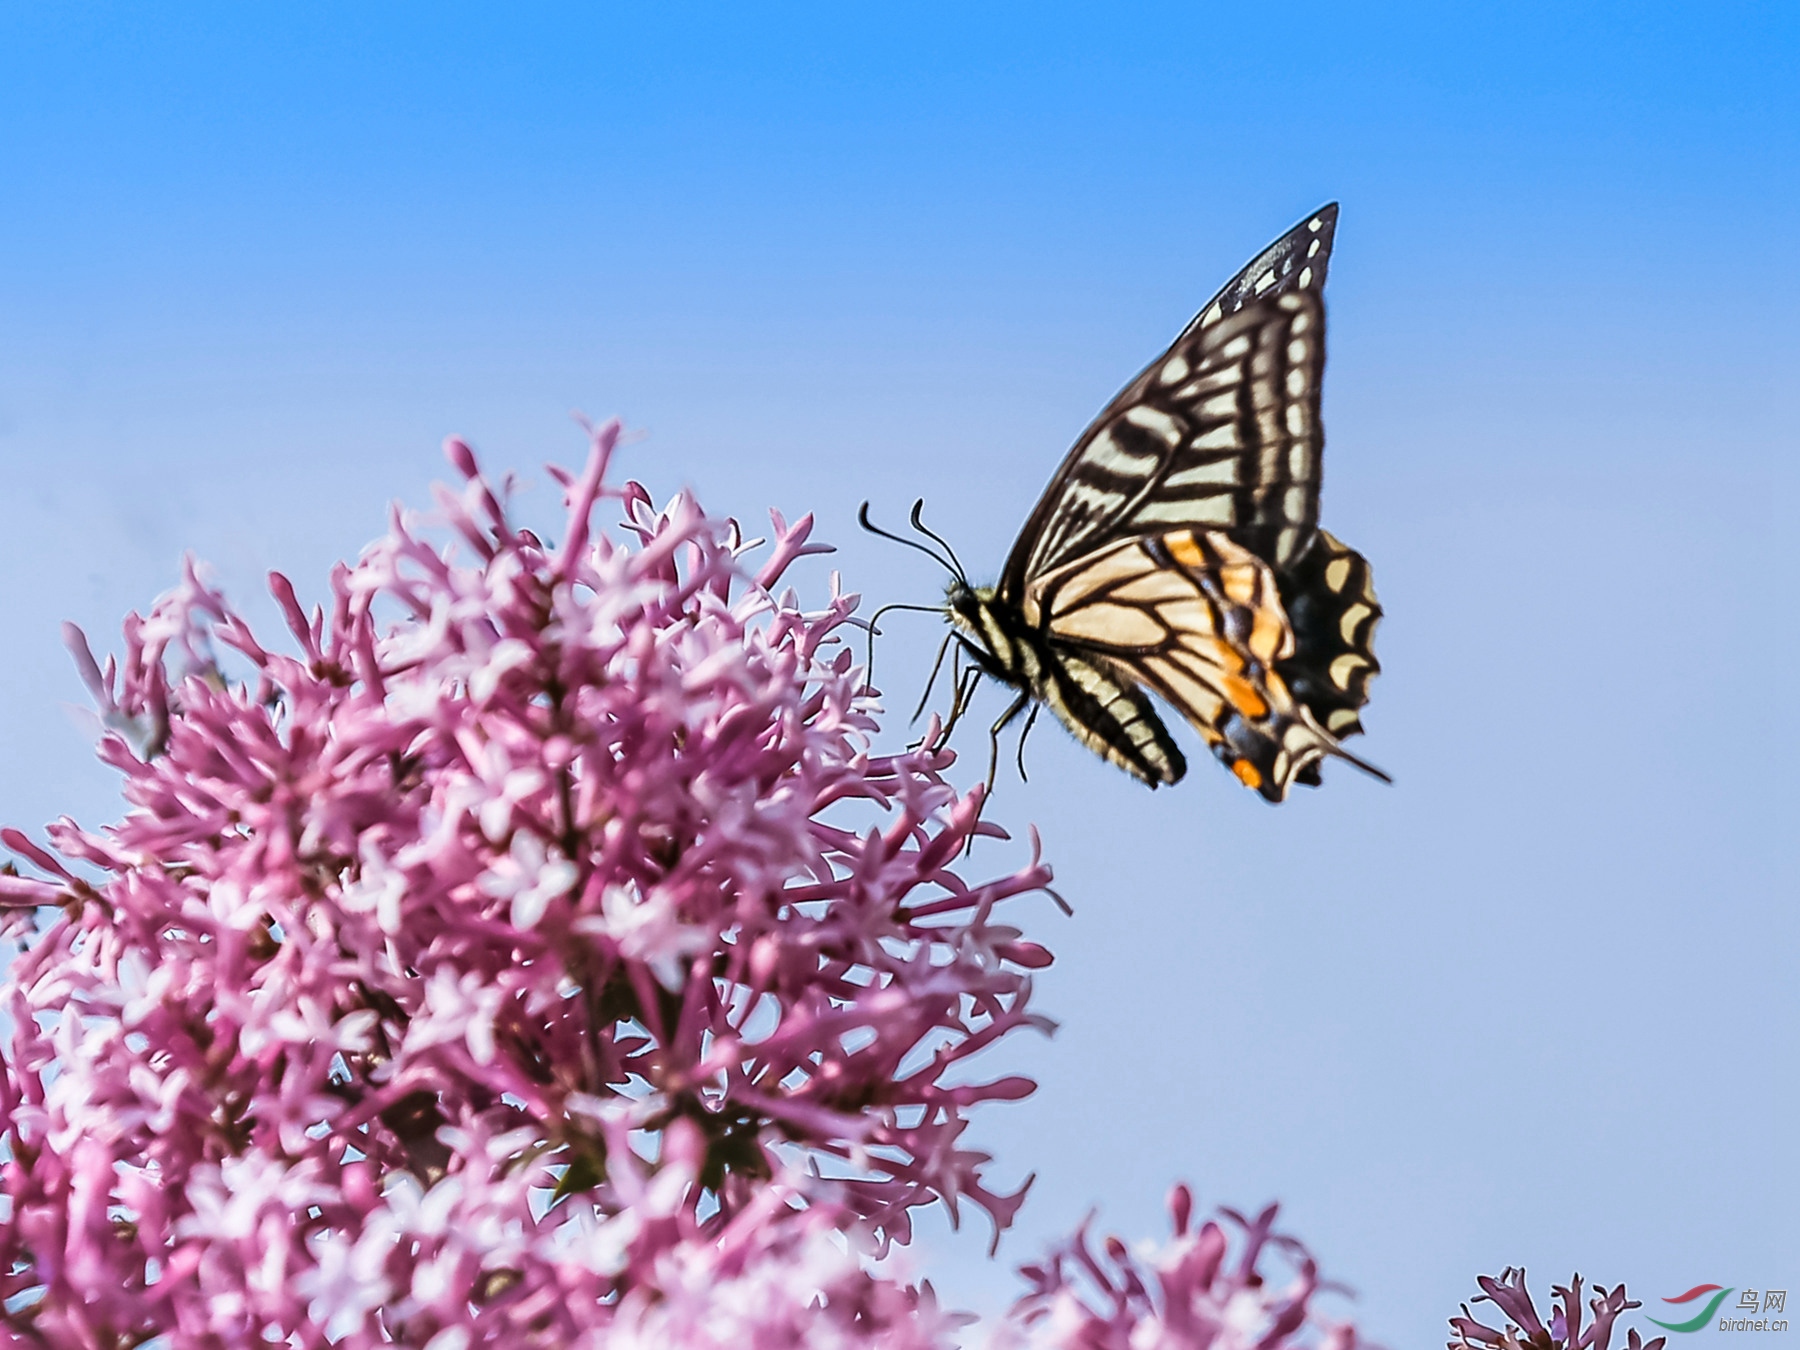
[2,4,1796,1344]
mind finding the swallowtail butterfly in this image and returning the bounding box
[864,204,1386,801]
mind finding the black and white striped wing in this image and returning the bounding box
[1178,202,1338,338]
[1000,206,1338,598]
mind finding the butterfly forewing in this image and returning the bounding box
[1001,286,1329,597]
[1180,203,1338,335]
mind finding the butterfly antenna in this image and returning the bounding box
[907,500,969,585]
[858,502,961,579]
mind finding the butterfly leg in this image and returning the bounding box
[1014,702,1041,783]
[959,689,1029,852]
[912,641,963,750]
[927,662,982,752]
[984,692,1030,797]
[947,664,982,737]
[910,632,955,724]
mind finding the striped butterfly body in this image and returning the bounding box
[893,204,1385,801]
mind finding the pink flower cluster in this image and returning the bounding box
[0,426,1047,1345]
[0,426,1376,1348]
[999,1188,1365,1350]
[1450,1269,1667,1350]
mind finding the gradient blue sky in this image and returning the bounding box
[3,4,1796,1345]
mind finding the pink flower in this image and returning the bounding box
[0,424,1050,1344]
[999,1186,1366,1350]
[1450,1269,1667,1350]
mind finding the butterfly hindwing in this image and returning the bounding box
[1272,529,1382,741]
[1024,528,1355,801]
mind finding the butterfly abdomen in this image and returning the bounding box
[946,583,1186,786]
[1273,530,1382,740]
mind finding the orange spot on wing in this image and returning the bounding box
[1220,564,1259,607]
[1248,605,1288,663]
[1221,675,1268,720]
[1231,759,1263,790]
[1165,532,1208,569]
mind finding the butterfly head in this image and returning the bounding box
[944,578,984,624]
[944,577,995,644]
[943,579,1034,686]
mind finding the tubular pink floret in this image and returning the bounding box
[1000,1189,1367,1350]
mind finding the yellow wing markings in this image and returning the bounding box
[1024,527,1357,799]
[1025,541,1153,622]
[1050,601,1165,649]
[1271,527,1383,743]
